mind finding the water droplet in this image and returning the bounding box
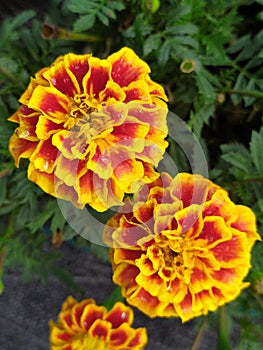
[15,127,29,138]
[51,77,57,85]
[43,160,49,171]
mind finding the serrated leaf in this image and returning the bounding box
[165,23,198,36]
[20,28,39,62]
[143,33,161,56]
[195,73,216,101]
[108,1,125,11]
[250,128,263,173]
[221,144,254,174]
[9,10,36,29]
[68,1,97,14]
[189,103,215,137]
[244,79,256,107]
[27,209,54,233]
[158,40,171,66]
[73,14,96,32]
[226,34,251,55]
[97,11,109,26]
[101,6,116,20]
[172,35,199,49]
[231,73,247,105]
[50,206,66,233]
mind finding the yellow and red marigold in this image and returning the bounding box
[8,47,168,211]
[49,296,147,350]
[103,172,261,322]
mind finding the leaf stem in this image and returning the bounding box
[218,307,232,350]
[41,23,101,42]
[252,292,263,311]
[190,317,208,350]
[235,175,263,184]
[223,89,263,99]
[0,168,12,179]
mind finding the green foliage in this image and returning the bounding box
[216,125,263,229]
[0,0,263,348]
[68,0,125,31]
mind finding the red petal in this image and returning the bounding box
[66,53,90,89]
[105,302,132,328]
[211,235,243,262]
[108,47,150,87]
[80,304,106,331]
[44,62,80,97]
[84,57,110,96]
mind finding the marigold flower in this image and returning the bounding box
[49,296,148,350]
[103,172,261,322]
[8,47,168,211]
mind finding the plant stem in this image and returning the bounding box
[0,168,12,179]
[235,175,263,184]
[223,89,263,99]
[190,317,208,350]
[218,307,232,350]
[253,292,263,311]
[41,23,101,42]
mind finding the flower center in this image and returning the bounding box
[72,334,109,350]
[162,245,179,267]
[71,93,98,119]
[64,93,100,130]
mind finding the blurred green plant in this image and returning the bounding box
[0,0,263,349]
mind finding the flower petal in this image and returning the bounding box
[108,47,150,87]
[104,302,133,328]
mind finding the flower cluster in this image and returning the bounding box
[9,47,168,211]
[103,172,260,322]
[49,296,147,350]
[7,46,261,330]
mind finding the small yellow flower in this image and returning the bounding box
[49,296,148,350]
[8,47,168,211]
[103,172,261,322]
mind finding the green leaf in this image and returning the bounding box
[97,11,110,26]
[172,35,199,49]
[221,143,254,174]
[244,79,256,107]
[143,33,161,56]
[101,6,116,20]
[8,10,36,29]
[250,127,263,174]
[195,73,216,101]
[73,14,96,32]
[50,206,66,233]
[68,1,97,14]
[165,23,198,36]
[231,73,247,105]
[227,34,250,55]
[108,1,125,11]
[102,286,123,310]
[158,40,171,66]
[0,176,7,204]
[189,102,215,138]
[27,209,54,234]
